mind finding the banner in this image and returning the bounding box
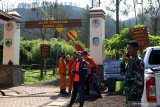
[103,60,124,80]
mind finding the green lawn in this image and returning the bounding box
[23,69,59,84]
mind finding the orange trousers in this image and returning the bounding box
[68,73,74,92]
[59,74,66,90]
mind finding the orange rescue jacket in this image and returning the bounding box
[58,57,66,75]
[68,56,77,74]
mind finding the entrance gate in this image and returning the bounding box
[25,19,84,51]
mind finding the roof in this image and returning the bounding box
[0,10,13,21]
[0,10,21,21]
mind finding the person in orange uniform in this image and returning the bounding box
[82,51,99,95]
[68,52,78,94]
[58,52,68,95]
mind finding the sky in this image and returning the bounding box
[0,0,141,21]
[1,0,90,8]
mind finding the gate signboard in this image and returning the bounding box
[25,19,82,28]
[25,18,84,51]
[40,44,50,58]
[130,27,150,49]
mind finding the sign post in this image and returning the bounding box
[40,44,50,78]
[67,30,78,41]
[40,44,50,59]
[103,60,124,80]
[130,27,150,50]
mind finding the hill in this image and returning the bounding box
[10,5,116,39]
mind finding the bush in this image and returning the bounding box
[105,25,160,59]
[20,38,86,66]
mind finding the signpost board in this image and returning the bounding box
[130,27,150,49]
[25,19,84,51]
[67,30,78,41]
[40,44,50,58]
[25,19,82,28]
[103,60,124,80]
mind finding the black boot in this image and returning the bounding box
[68,91,71,95]
[60,89,63,94]
[61,89,69,95]
[97,90,102,98]
[67,104,72,107]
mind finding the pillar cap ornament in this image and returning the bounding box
[8,11,21,21]
[89,7,106,19]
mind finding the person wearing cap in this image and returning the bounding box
[82,51,98,95]
[67,52,78,94]
[120,40,144,106]
[58,52,68,95]
[67,51,88,107]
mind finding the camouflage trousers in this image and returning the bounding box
[125,93,141,107]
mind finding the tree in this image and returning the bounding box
[21,0,70,39]
[0,0,15,12]
[144,0,160,35]
[89,0,101,8]
[106,0,130,34]
[133,0,138,24]
[78,5,90,47]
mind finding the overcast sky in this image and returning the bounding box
[0,0,143,21]
[2,0,90,8]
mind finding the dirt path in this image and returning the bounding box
[66,94,126,107]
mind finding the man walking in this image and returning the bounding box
[68,52,78,94]
[120,40,144,107]
[67,51,88,107]
[58,52,68,95]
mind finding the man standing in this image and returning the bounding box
[58,52,68,95]
[68,52,78,94]
[82,51,99,95]
[67,51,88,107]
[120,40,144,107]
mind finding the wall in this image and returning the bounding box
[0,65,22,87]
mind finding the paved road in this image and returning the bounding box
[0,81,125,107]
[0,81,70,107]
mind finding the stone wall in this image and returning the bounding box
[0,65,22,88]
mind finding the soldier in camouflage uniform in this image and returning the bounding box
[120,40,144,107]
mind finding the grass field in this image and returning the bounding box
[23,69,124,92]
[23,69,59,84]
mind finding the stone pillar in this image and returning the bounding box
[3,12,21,65]
[89,8,105,65]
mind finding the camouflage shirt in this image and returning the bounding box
[120,55,144,101]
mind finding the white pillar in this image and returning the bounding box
[89,8,106,65]
[3,12,21,65]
